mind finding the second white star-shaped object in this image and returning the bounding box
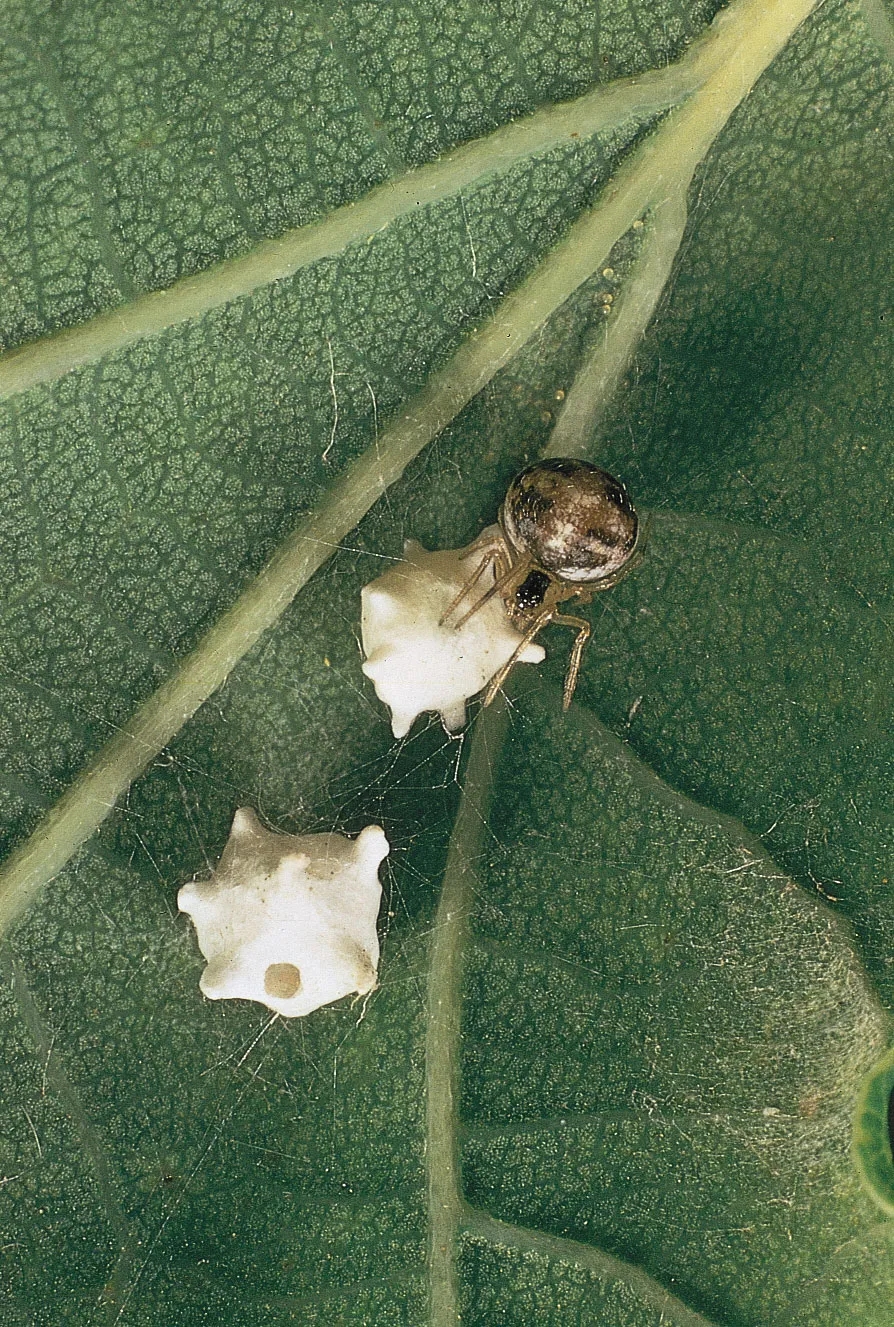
[360,532,546,737]
[178,808,389,1018]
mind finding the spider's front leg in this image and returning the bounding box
[450,551,535,630]
[436,526,514,627]
[437,543,502,626]
[552,611,592,710]
[481,606,553,707]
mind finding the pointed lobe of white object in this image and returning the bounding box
[360,530,545,738]
[178,808,389,1017]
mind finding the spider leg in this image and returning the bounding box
[458,530,505,562]
[551,612,591,709]
[438,548,498,626]
[449,554,529,631]
[481,607,553,707]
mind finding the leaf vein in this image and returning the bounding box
[7,34,135,303]
[0,948,132,1251]
[0,61,685,397]
[461,1207,724,1326]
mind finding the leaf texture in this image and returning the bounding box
[0,0,892,1323]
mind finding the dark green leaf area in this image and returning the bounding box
[460,689,888,1325]
[572,513,893,1004]
[0,956,120,1322]
[460,1232,683,1327]
[570,509,891,997]
[0,127,631,862]
[598,0,894,600]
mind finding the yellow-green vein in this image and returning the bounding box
[427,699,509,1325]
[0,0,819,399]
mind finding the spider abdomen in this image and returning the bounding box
[501,458,638,583]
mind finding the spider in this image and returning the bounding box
[440,458,646,709]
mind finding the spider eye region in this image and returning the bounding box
[502,458,638,583]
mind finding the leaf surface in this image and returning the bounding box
[0,0,892,1323]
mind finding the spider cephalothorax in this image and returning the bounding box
[441,458,644,709]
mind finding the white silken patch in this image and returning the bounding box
[178,808,389,1017]
[360,533,545,738]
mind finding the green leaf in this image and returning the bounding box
[0,0,892,1322]
[854,1047,894,1216]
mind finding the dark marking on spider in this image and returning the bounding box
[514,568,551,615]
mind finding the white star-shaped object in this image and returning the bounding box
[360,532,545,737]
[178,808,389,1017]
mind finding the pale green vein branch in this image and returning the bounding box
[858,0,894,64]
[462,1210,722,1327]
[0,0,822,935]
[0,0,816,398]
[9,37,135,302]
[544,186,689,457]
[427,700,508,1327]
[0,71,679,398]
[0,948,131,1251]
